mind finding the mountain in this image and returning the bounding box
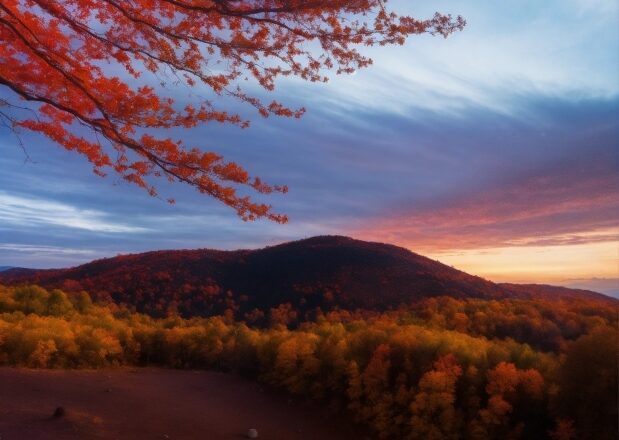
[0,266,15,272]
[0,236,612,318]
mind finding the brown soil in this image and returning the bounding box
[0,367,367,440]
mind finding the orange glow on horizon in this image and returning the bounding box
[425,241,618,284]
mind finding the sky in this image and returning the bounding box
[1,0,618,296]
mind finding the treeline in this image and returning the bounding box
[398,296,616,352]
[0,284,616,439]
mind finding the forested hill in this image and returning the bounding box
[0,236,612,318]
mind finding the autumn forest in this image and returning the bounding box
[1,0,618,439]
[0,237,617,439]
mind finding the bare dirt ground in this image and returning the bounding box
[0,367,366,440]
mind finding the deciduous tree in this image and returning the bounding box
[409,354,463,440]
[0,0,464,220]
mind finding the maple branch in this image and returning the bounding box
[0,0,464,221]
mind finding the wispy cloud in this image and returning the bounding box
[0,0,616,282]
[353,167,619,252]
[310,0,619,118]
[0,192,149,233]
[0,243,108,269]
[0,243,98,255]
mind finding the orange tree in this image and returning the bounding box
[0,1,464,220]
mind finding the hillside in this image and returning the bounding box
[0,262,617,440]
[0,236,611,319]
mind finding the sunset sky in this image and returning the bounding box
[0,0,617,295]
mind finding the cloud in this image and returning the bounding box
[310,0,619,118]
[0,243,108,269]
[352,162,619,252]
[0,192,150,234]
[0,243,98,255]
[0,0,616,279]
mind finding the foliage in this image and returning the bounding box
[0,283,616,439]
[0,1,463,219]
[6,236,613,331]
[553,327,618,440]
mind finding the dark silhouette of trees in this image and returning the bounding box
[554,327,618,440]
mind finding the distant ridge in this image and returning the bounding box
[0,267,34,276]
[500,283,612,302]
[0,236,614,317]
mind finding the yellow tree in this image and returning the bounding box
[409,354,463,440]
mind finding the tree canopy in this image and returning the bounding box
[0,0,464,221]
[1,283,616,439]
